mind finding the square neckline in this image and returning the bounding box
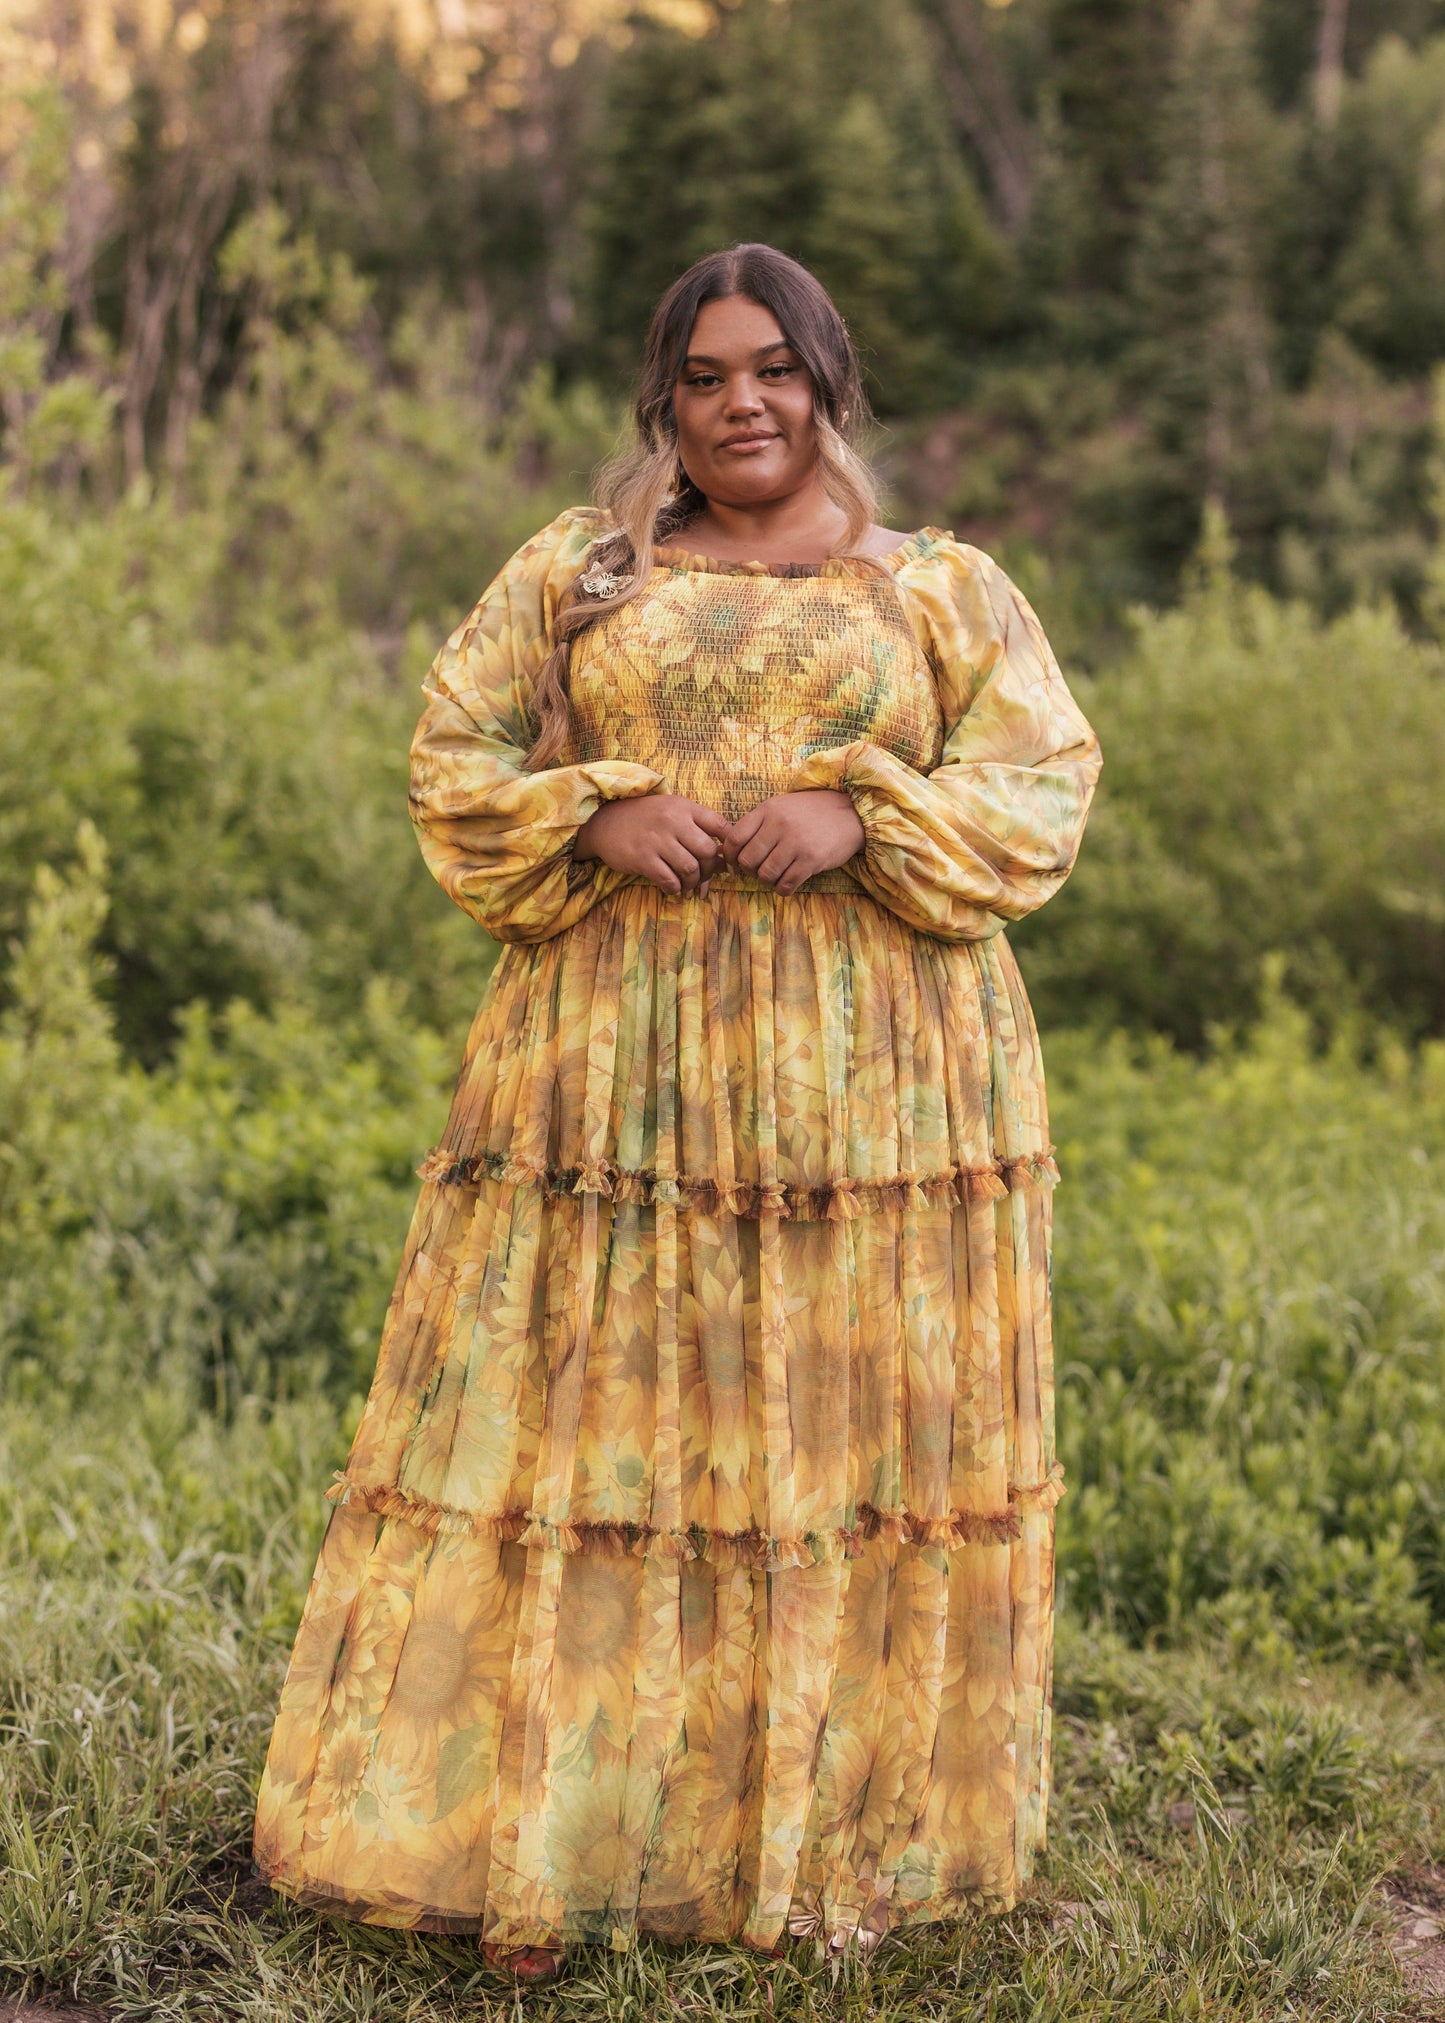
[649,528,940,579]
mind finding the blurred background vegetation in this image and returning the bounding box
[4,0,1445,1696]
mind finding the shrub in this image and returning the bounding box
[0,833,450,1408]
[1016,543,1445,1046]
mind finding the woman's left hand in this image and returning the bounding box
[723,789,865,894]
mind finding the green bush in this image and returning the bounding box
[0,483,498,1057]
[0,833,450,1408]
[0,209,614,1058]
[1015,534,1445,1045]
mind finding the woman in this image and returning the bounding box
[254,243,1101,1981]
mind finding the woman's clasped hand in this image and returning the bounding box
[572,794,731,896]
[573,787,864,897]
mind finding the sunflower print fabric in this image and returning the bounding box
[253,507,1101,1955]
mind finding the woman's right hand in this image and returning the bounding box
[573,794,731,896]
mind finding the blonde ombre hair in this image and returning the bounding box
[524,244,880,769]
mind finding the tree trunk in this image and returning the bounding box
[1315,0,1349,130]
[923,0,1035,236]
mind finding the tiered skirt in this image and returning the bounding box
[253,880,1063,1953]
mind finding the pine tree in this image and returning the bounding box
[1033,0,1183,335]
[1254,0,1442,110]
[575,0,1003,410]
[1128,0,1281,580]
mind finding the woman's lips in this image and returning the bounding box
[719,433,778,454]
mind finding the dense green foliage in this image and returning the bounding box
[0,831,453,1410]
[578,0,1004,407]
[1016,528,1445,1043]
[0,267,607,1051]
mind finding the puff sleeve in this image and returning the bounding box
[789,537,1101,941]
[409,510,665,943]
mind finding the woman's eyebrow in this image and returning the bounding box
[680,340,794,368]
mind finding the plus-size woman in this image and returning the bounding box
[254,244,1101,1980]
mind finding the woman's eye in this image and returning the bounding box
[761,364,796,379]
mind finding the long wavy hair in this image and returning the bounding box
[524,243,880,769]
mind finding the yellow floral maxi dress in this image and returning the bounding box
[253,508,1101,1954]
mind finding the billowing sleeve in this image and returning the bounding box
[409,509,665,943]
[788,537,1101,941]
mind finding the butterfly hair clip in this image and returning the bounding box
[579,561,634,600]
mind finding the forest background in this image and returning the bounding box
[7,0,1445,2016]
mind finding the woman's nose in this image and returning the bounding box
[723,377,766,418]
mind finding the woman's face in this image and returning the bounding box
[671,295,819,508]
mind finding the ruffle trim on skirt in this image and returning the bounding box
[324,1463,1066,1569]
[414,1145,1061,1221]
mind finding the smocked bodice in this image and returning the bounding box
[408,510,1100,943]
[563,550,945,887]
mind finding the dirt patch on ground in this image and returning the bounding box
[0,2003,111,2023]
[1382,1866,1445,2002]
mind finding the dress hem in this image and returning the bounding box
[252,1859,1028,1946]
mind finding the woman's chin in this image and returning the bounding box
[697,469,805,509]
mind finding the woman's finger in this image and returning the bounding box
[688,803,732,841]
[737,824,784,874]
[682,820,727,870]
[658,836,703,889]
[774,852,818,895]
[645,853,683,895]
[725,807,765,864]
[754,840,797,887]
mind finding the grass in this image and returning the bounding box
[2,1387,1444,2022]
